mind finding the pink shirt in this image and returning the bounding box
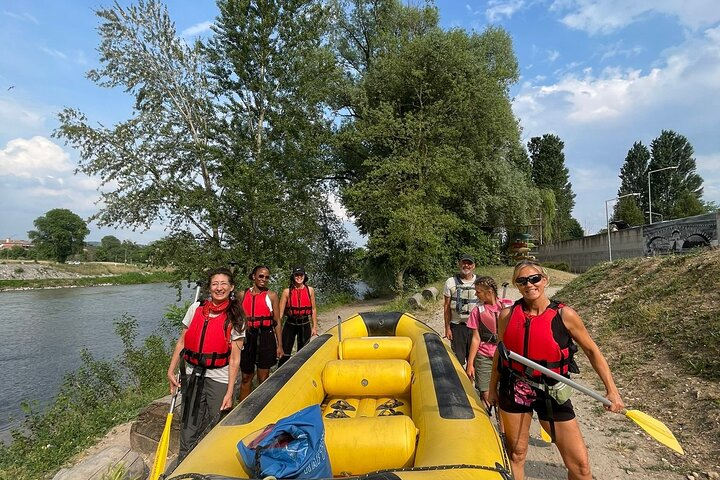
[466,301,505,358]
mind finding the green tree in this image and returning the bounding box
[55,0,354,290]
[54,0,222,272]
[566,217,584,239]
[204,0,348,275]
[95,235,123,262]
[527,134,578,241]
[28,209,89,263]
[615,141,650,223]
[333,1,534,292]
[613,196,644,228]
[648,130,704,221]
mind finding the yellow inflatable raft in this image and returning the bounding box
[168,312,512,479]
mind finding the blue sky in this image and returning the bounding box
[1,1,719,245]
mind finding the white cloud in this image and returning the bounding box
[0,97,47,133]
[0,136,72,178]
[547,50,560,62]
[599,40,644,62]
[40,47,67,60]
[2,10,38,24]
[486,0,526,23]
[550,0,720,35]
[181,21,213,37]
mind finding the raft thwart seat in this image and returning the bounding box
[340,336,413,360]
[324,415,417,475]
[322,358,412,397]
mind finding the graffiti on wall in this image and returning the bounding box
[643,213,717,256]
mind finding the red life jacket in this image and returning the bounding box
[502,300,575,380]
[286,286,312,318]
[183,303,232,369]
[243,289,274,329]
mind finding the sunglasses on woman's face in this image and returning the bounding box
[515,274,543,286]
[255,274,269,279]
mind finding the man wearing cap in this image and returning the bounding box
[443,255,478,366]
[277,265,318,367]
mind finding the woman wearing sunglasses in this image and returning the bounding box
[238,265,283,401]
[488,260,624,480]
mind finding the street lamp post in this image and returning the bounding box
[606,193,640,262]
[645,211,664,222]
[648,165,679,224]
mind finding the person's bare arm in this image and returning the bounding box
[561,306,624,412]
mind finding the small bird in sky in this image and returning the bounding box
[7,86,15,91]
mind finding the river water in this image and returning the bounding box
[0,283,195,442]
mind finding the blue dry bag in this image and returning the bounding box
[237,404,332,479]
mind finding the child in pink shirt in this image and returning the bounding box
[466,276,511,404]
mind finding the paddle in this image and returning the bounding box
[149,376,181,480]
[540,423,552,443]
[499,345,684,455]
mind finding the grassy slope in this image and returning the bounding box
[558,247,720,472]
[560,247,720,381]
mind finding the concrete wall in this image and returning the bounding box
[538,212,719,273]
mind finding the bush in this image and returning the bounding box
[543,261,569,272]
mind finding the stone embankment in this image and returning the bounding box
[0,262,83,281]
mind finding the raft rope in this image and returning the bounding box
[355,463,513,479]
[165,462,513,480]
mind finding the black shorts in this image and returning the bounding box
[241,328,277,373]
[498,378,576,422]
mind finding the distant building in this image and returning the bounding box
[0,238,33,250]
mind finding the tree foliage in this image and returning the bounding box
[203,0,349,277]
[95,235,122,262]
[614,142,649,226]
[54,0,354,289]
[527,134,577,241]
[28,209,89,263]
[648,130,704,221]
[332,0,534,292]
[55,0,222,259]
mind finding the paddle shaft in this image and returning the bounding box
[193,281,202,302]
[504,347,685,455]
[505,349,615,409]
[337,315,343,359]
[150,377,180,480]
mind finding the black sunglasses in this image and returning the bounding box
[515,274,543,286]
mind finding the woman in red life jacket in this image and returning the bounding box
[277,265,318,367]
[238,265,283,400]
[488,260,624,480]
[465,276,506,405]
[167,267,245,460]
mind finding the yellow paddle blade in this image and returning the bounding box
[625,409,684,455]
[149,412,174,480]
[540,424,552,443]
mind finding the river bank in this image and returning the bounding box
[0,261,172,291]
